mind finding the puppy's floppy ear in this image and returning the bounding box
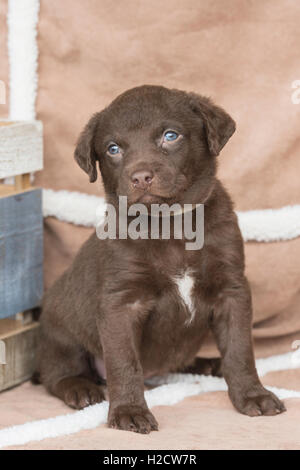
[74,113,100,182]
[188,93,236,156]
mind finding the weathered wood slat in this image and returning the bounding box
[0,121,43,179]
[0,318,39,391]
[14,173,31,192]
[0,189,43,319]
[0,181,33,199]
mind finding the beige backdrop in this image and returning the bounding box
[1,0,300,355]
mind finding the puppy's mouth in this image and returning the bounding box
[127,190,182,207]
[136,192,167,204]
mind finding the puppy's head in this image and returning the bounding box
[75,85,235,206]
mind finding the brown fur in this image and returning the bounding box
[37,85,285,434]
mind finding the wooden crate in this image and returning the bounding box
[0,185,43,319]
[0,316,39,391]
[0,120,43,389]
[0,121,43,179]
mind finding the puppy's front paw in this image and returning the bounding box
[231,387,286,417]
[108,405,158,434]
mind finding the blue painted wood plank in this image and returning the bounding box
[0,189,43,318]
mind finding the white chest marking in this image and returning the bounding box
[173,271,195,325]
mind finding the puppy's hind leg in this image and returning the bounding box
[179,357,222,377]
[54,376,105,410]
[38,329,105,410]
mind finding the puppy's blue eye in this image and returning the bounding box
[164,131,179,142]
[108,144,120,155]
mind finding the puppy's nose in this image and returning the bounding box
[131,170,153,189]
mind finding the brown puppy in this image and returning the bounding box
[37,85,285,433]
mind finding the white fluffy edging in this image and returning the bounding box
[7,0,40,120]
[236,205,300,242]
[43,189,300,243]
[43,189,107,228]
[0,352,299,449]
